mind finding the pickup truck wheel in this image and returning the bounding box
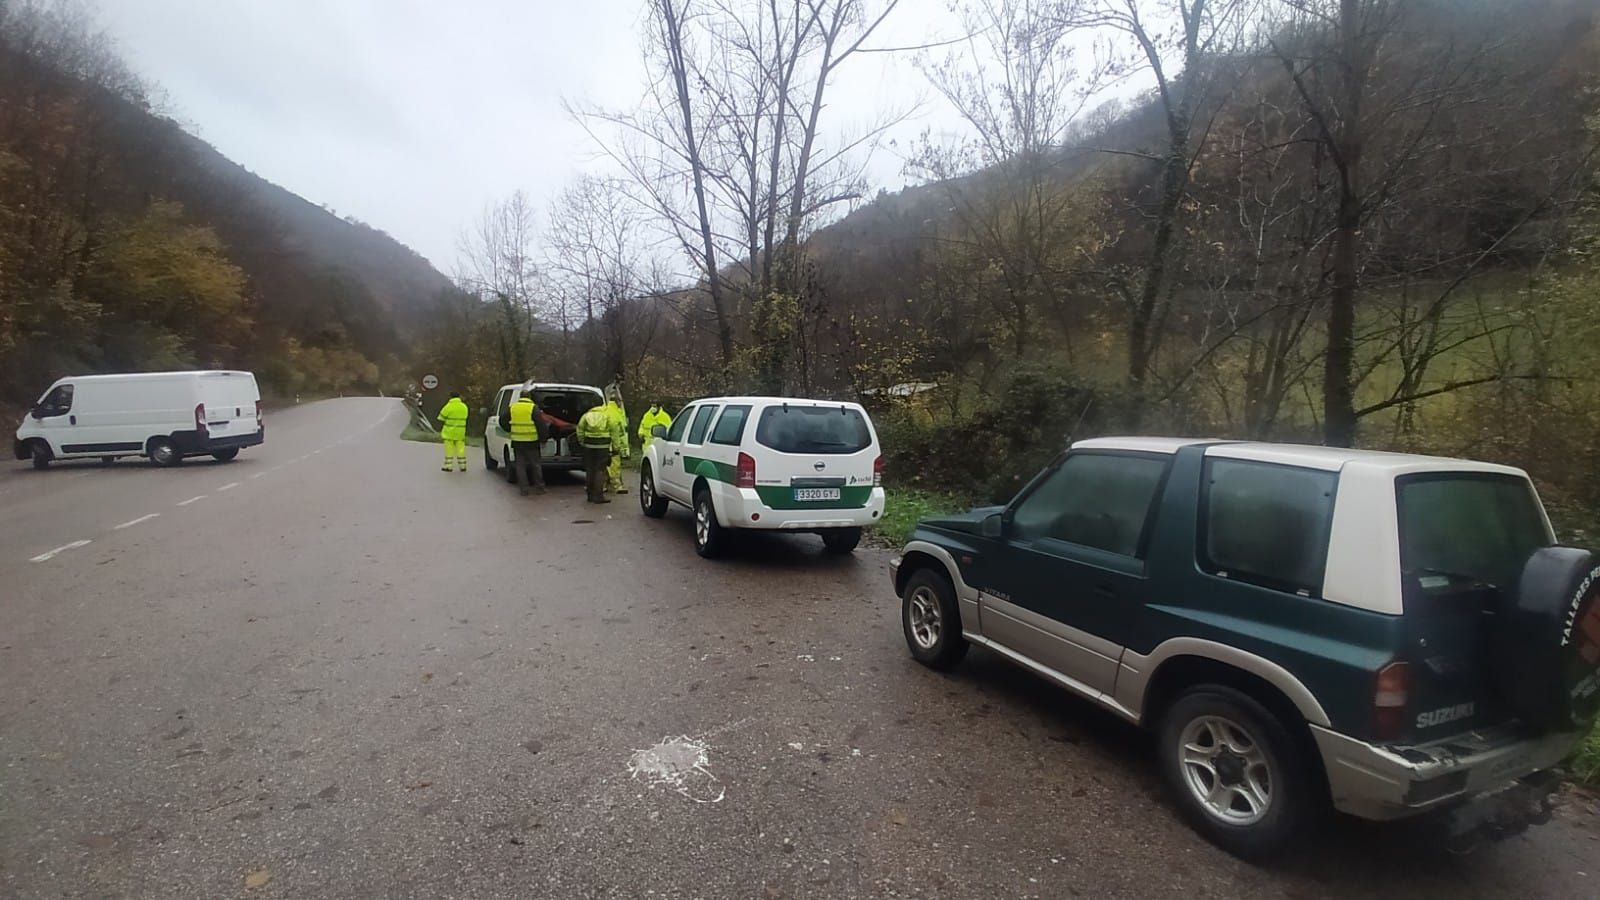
[147,437,181,467]
[901,569,967,670]
[1159,686,1309,860]
[693,488,725,559]
[821,527,862,554]
[640,464,668,518]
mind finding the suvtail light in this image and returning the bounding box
[1372,660,1410,741]
[195,403,208,439]
[736,452,756,489]
[873,455,884,487]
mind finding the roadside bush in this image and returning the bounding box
[875,363,1122,504]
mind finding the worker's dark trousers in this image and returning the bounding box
[582,445,611,502]
[511,440,544,493]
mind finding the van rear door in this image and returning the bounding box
[196,372,261,439]
[748,403,878,510]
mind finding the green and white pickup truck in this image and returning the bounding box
[891,437,1598,859]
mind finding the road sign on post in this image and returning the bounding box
[421,373,439,391]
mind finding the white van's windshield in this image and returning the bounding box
[755,405,872,455]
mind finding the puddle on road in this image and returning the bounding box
[627,735,725,804]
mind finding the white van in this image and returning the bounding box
[481,381,606,481]
[13,371,263,468]
[638,396,886,557]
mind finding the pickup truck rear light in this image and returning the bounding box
[195,403,208,439]
[736,452,756,489]
[873,455,884,487]
[1372,660,1410,741]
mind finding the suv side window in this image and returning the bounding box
[1201,459,1336,596]
[1008,452,1168,557]
[687,405,720,445]
[666,406,694,443]
[709,404,751,445]
[495,389,510,425]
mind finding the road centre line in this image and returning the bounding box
[30,540,91,563]
[113,513,160,530]
[218,482,240,491]
[177,495,206,507]
[250,472,266,479]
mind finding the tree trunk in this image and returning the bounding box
[1323,0,1364,448]
[659,0,735,375]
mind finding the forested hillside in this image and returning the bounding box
[453,0,1595,538]
[0,0,458,410]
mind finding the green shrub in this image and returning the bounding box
[1574,723,1600,786]
[873,487,969,546]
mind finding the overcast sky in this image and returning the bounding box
[96,0,967,275]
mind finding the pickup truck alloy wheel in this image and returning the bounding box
[907,586,942,650]
[1179,715,1271,826]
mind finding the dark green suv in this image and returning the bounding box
[891,438,1599,858]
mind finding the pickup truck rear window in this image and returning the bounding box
[755,406,871,454]
[1201,459,1336,596]
[1397,473,1550,591]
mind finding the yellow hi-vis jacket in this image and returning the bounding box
[639,406,673,441]
[577,405,624,451]
[508,397,539,441]
[437,397,469,441]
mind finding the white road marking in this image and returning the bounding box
[249,472,266,480]
[113,513,160,530]
[177,495,206,507]
[30,540,91,563]
[217,482,240,491]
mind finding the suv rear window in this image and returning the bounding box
[755,405,871,454]
[1397,474,1550,591]
[1201,459,1336,596]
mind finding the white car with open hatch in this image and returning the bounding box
[638,396,886,557]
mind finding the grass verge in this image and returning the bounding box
[1574,724,1600,787]
[399,420,482,447]
[872,486,968,546]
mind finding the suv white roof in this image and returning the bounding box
[1072,436,1528,477]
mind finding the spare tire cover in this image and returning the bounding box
[1495,547,1600,732]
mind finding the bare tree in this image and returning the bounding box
[455,190,540,378]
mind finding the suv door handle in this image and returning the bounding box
[1093,584,1117,599]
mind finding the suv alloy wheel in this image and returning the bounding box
[1158,685,1310,859]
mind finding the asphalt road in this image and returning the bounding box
[2,397,1597,899]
